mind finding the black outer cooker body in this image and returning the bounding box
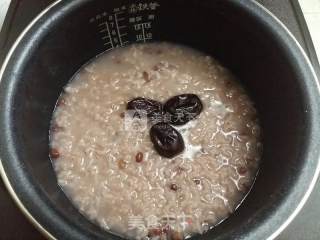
[0,0,320,239]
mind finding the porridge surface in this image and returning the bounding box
[50,43,262,239]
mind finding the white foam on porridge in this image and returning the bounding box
[210,99,234,118]
[174,121,202,161]
[50,42,262,240]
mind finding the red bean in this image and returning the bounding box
[118,159,127,169]
[56,98,66,107]
[148,228,162,237]
[143,71,150,82]
[50,148,60,159]
[51,123,63,133]
[171,231,183,240]
[193,178,201,185]
[238,166,247,175]
[170,183,178,191]
[176,166,185,175]
[135,152,143,163]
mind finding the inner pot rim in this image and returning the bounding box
[0,0,320,240]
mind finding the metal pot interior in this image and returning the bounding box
[1,0,320,239]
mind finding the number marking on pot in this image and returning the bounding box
[114,11,127,46]
[99,21,114,48]
[134,22,153,42]
[90,2,160,51]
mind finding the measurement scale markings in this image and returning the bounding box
[114,12,125,46]
[104,21,114,48]
[103,42,113,46]
[98,22,107,27]
[141,24,146,43]
[103,47,115,52]
[97,11,129,48]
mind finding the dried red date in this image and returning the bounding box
[164,94,203,125]
[127,97,163,123]
[150,123,185,158]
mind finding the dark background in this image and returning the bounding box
[0,0,319,239]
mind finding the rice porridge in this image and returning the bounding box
[50,43,262,239]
